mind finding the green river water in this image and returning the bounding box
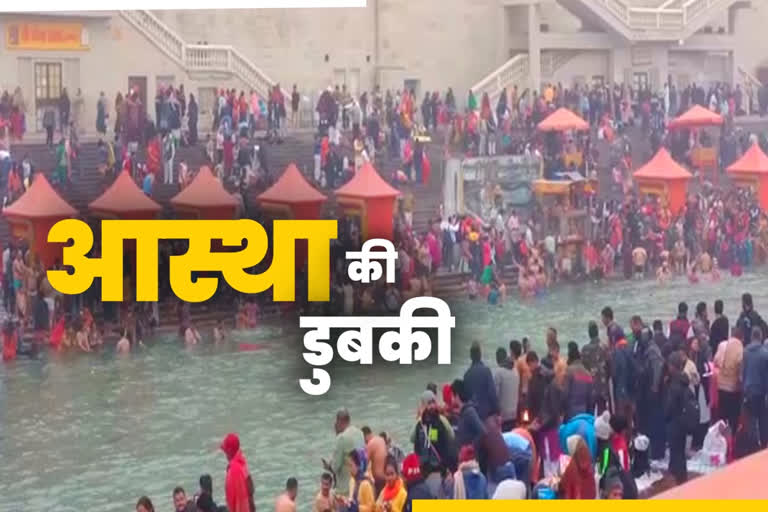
[1,272,766,511]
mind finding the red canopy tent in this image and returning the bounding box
[89,170,162,219]
[633,147,692,215]
[259,163,328,271]
[258,163,327,219]
[335,162,400,241]
[727,142,768,210]
[537,108,589,132]
[667,104,724,129]
[170,166,238,219]
[669,105,724,175]
[654,449,768,499]
[3,173,77,267]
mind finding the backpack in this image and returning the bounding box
[681,386,700,433]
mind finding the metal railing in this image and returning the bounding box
[120,10,277,97]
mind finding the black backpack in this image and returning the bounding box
[681,386,700,433]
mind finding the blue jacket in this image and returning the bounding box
[559,413,597,459]
[464,361,500,420]
[461,467,489,499]
[742,342,768,398]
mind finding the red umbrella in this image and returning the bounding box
[668,105,723,130]
[537,108,589,132]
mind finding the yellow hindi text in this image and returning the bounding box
[47,219,338,303]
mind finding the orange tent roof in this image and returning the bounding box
[258,163,327,204]
[3,173,77,219]
[170,166,238,209]
[668,104,724,129]
[537,108,589,132]
[335,162,400,199]
[727,142,768,175]
[633,148,693,180]
[89,170,162,215]
[654,449,768,499]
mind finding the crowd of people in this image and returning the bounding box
[129,292,768,510]
[6,74,768,505]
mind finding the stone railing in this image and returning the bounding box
[738,65,763,114]
[594,0,727,32]
[470,54,530,103]
[120,9,185,64]
[470,51,579,104]
[120,10,276,97]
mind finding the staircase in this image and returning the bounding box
[557,0,743,41]
[119,10,277,98]
[470,50,579,105]
[738,65,763,113]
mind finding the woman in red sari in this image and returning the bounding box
[146,133,162,179]
[10,107,24,141]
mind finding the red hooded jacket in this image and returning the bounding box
[222,434,254,512]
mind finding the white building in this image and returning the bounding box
[0,1,766,134]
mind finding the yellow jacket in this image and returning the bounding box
[348,476,375,512]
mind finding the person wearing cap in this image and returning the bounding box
[221,433,255,512]
[452,445,488,499]
[411,389,456,484]
[401,453,434,512]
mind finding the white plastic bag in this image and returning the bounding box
[701,420,728,467]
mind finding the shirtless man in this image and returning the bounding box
[184,325,201,346]
[656,260,672,284]
[213,319,227,345]
[76,322,91,352]
[116,333,131,354]
[631,245,648,279]
[698,251,713,274]
[362,426,388,496]
[275,478,298,512]
[672,239,687,274]
[313,473,334,512]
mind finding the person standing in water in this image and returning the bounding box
[116,332,131,354]
[362,426,388,496]
[275,478,298,512]
[221,433,256,512]
[136,496,155,512]
[313,473,335,512]
[329,409,365,488]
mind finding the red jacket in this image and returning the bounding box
[226,450,252,512]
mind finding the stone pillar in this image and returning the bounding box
[528,3,541,95]
[609,46,631,85]
[651,45,669,91]
[728,50,739,89]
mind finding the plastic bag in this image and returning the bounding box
[702,420,728,467]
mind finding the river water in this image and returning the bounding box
[0,272,765,511]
